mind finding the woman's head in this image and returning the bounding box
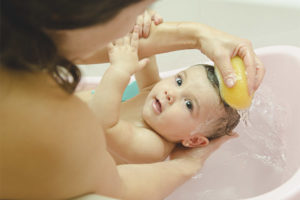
[142,64,240,147]
[0,0,154,93]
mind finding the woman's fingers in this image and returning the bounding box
[148,10,163,25]
[134,10,163,38]
[152,13,163,25]
[142,10,151,38]
[254,59,265,91]
[135,14,144,37]
[214,43,264,96]
[233,43,265,95]
[214,55,237,88]
[238,46,256,95]
[200,27,265,93]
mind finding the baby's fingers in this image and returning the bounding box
[123,33,130,45]
[115,37,124,46]
[131,25,139,49]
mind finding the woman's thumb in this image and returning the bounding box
[215,58,236,88]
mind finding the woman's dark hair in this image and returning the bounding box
[0,0,143,93]
[201,64,240,140]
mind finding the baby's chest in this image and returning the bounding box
[120,94,148,127]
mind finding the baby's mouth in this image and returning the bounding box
[152,98,162,114]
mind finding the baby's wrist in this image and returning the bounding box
[109,65,133,78]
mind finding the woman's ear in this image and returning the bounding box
[181,134,209,148]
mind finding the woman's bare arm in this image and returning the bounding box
[76,22,199,65]
[118,134,236,200]
[118,158,199,200]
[77,21,264,94]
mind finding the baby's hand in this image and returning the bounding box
[107,26,149,76]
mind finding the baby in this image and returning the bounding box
[84,26,240,164]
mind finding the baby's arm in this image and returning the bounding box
[134,12,162,91]
[135,55,160,90]
[90,26,148,129]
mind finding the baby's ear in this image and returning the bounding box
[181,134,209,148]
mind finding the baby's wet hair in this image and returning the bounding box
[199,64,240,140]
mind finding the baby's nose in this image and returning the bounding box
[164,91,175,104]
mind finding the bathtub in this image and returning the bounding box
[77,45,300,200]
[164,45,300,199]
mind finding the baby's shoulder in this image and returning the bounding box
[131,125,175,160]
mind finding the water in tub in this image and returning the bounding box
[166,83,291,200]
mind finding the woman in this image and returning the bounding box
[0,0,264,199]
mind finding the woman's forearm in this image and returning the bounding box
[77,22,204,65]
[138,22,201,58]
[118,158,200,200]
[77,22,264,94]
[114,129,235,200]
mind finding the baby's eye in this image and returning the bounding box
[175,75,182,86]
[185,99,193,111]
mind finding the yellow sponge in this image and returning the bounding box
[215,56,252,110]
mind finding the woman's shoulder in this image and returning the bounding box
[1,77,106,158]
[0,73,121,198]
[1,78,102,139]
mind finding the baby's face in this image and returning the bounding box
[142,65,223,142]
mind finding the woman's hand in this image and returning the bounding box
[170,134,238,171]
[198,27,265,95]
[107,26,149,76]
[135,10,163,38]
